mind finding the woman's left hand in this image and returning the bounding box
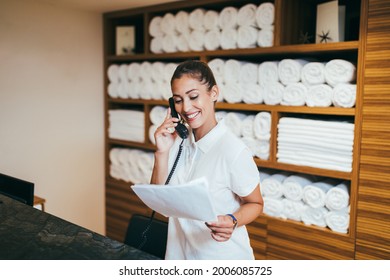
[205,215,236,242]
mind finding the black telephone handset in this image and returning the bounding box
[169,98,189,139]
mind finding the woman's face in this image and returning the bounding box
[171,74,219,139]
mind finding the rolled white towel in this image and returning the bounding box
[257,27,274,47]
[255,139,270,160]
[164,63,178,82]
[261,173,289,198]
[149,16,164,37]
[239,62,258,84]
[332,83,357,108]
[224,111,246,136]
[139,80,153,100]
[241,114,255,138]
[263,82,284,105]
[139,61,153,82]
[188,30,205,51]
[150,105,168,125]
[281,82,308,106]
[108,82,119,98]
[301,62,326,86]
[149,124,158,145]
[237,3,257,27]
[278,59,308,86]
[160,13,176,35]
[117,81,129,98]
[204,29,221,51]
[253,111,271,140]
[189,8,205,31]
[302,180,337,208]
[223,82,243,103]
[203,10,219,31]
[128,80,141,99]
[258,61,279,87]
[176,33,190,52]
[282,199,305,221]
[118,64,128,83]
[208,58,225,82]
[136,151,154,183]
[263,197,285,218]
[259,170,272,182]
[162,33,178,53]
[325,210,350,233]
[242,83,263,104]
[325,181,350,211]
[241,136,258,157]
[150,36,164,54]
[107,64,119,83]
[238,25,258,48]
[305,84,333,107]
[220,28,238,50]
[161,82,173,101]
[151,81,164,100]
[218,6,238,30]
[325,59,356,87]
[174,11,189,34]
[282,174,315,201]
[109,148,121,166]
[215,110,228,121]
[256,2,275,29]
[151,61,165,83]
[301,206,328,227]
[224,59,242,84]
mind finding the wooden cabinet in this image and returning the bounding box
[103,0,389,259]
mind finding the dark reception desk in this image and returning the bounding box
[0,194,159,260]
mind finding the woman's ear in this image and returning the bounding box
[210,85,219,102]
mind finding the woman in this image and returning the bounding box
[151,60,263,260]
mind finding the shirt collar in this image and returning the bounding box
[192,119,227,153]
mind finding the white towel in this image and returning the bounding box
[325,181,350,211]
[161,82,172,101]
[241,115,255,138]
[220,28,238,50]
[149,124,158,145]
[239,62,258,84]
[188,30,205,51]
[107,82,119,98]
[128,80,141,99]
[108,110,145,142]
[279,117,354,131]
[118,64,128,83]
[162,33,178,53]
[301,62,326,86]
[257,27,274,47]
[261,173,289,198]
[263,197,285,218]
[189,8,205,31]
[305,84,333,107]
[218,6,238,30]
[325,210,350,233]
[139,81,153,100]
[282,199,305,221]
[151,61,165,83]
[242,83,263,104]
[203,10,219,31]
[204,29,221,51]
[139,61,153,82]
[224,59,242,84]
[325,59,356,87]
[332,83,357,108]
[258,61,279,87]
[301,206,328,227]
[151,81,164,100]
[255,139,270,160]
[149,105,167,125]
[253,111,271,140]
[263,82,284,105]
[160,13,176,35]
[281,82,308,106]
[176,33,190,52]
[107,64,119,83]
[256,2,275,29]
[259,170,272,182]
[223,82,243,103]
[282,174,315,201]
[149,16,164,37]
[208,58,225,83]
[302,180,337,208]
[237,25,258,48]
[117,81,129,99]
[150,36,164,54]
[224,111,246,136]
[174,11,190,34]
[278,59,308,85]
[164,63,178,82]
[237,3,257,27]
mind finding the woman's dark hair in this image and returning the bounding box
[170,60,217,91]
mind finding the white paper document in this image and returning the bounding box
[131,177,218,222]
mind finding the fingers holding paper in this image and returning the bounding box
[206,215,235,242]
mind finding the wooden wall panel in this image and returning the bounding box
[247,215,268,260]
[355,0,390,259]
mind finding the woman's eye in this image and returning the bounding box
[174,99,182,104]
[190,95,198,100]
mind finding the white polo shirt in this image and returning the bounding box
[165,119,260,260]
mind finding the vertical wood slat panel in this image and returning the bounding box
[355,0,390,259]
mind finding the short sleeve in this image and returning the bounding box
[230,147,260,197]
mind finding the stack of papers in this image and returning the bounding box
[131,177,218,222]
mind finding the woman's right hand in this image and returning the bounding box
[154,107,179,154]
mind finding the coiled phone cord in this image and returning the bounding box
[138,138,185,250]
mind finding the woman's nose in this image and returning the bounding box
[182,99,192,112]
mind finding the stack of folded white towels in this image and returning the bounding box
[108,110,145,142]
[109,147,154,184]
[259,170,351,233]
[107,61,177,100]
[216,110,271,160]
[207,58,357,108]
[149,2,274,53]
[148,105,168,145]
[277,117,354,172]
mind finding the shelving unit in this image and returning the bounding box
[103,0,390,259]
